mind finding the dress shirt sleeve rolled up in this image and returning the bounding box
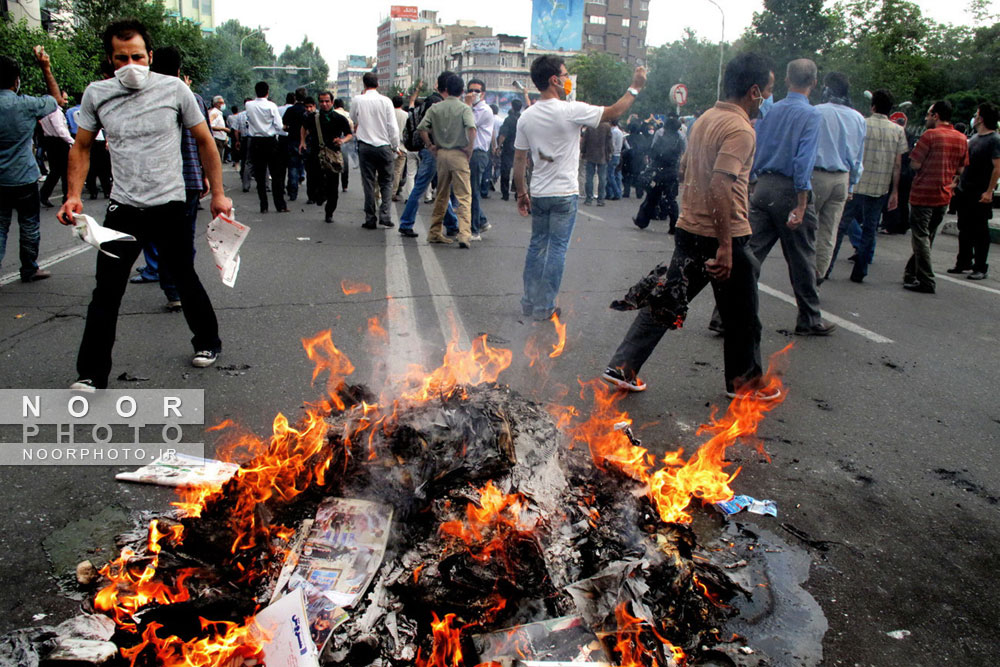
[849,119,866,189]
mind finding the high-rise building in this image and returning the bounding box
[530,0,647,64]
[336,55,378,103]
[163,0,216,33]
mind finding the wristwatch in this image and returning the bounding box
[627,87,640,97]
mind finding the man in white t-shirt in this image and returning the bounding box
[513,55,646,320]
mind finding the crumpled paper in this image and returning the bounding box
[72,214,136,258]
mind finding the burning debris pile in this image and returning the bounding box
[6,329,793,667]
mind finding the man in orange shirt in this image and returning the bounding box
[602,53,780,401]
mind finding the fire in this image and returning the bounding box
[341,279,372,295]
[613,601,686,666]
[416,613,465,667]
[567,345,791,524]
[368,315,389,344]
[523,312,567,367]
[439,481,531,547]
[549,311,567,358]
[399,334,512,402]
[120,617,264,667]
[302,329,356,410]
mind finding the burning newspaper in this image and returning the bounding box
[254,588,321,667]
[207,212,250,287]
[472,616,611,665]
[115,452,239,488]
[274,498,393,653]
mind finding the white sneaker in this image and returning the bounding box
[70,379,97,393]
[725,387,782,402]
[480,222,492,233]
[470,234,482,241]
[192,350,219,368]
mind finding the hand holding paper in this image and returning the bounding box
[207,212,250,288]
[72,214,137,259]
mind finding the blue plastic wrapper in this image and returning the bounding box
[714,494,778,517]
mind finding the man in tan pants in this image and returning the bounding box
[418,73,476,247]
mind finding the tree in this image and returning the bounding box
[201,19,276,107]
[276,36,330,97]
[1,18,95,99]
[639,29,727,116]
[568,51,631,106]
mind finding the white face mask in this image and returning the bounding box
[470,92,481,104]
[220,103,226,111]
[115,63,150,89]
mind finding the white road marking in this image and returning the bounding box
[409,209,472,351]
[757,283,895,344]
[577,210,605,222]
[0,243,92,285]
[384,209,427,378]
[937,274,1000,296]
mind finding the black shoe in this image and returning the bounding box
[88,192,98,200]
[847,253,857,262]
[40,198,54,208]
[501,194,509,201]
[362,222,377,229]
[379,220,395,228]
[946,266,972,274]
[968,271,988,280]
[458,241,470,249]
[795,321,837,336]
[277,207,290,213]
[849,275,864,283]
[903,281,935,294]
[708,320,725,335]
[325,215,333,223]
[445,229,459,237]
[306,199,316,205]
[399,228,418,237]
[601,367,647,392]
[260,205,268,213]
[21,269,51,282]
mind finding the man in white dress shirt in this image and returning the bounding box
[351,72,398,229]
[245,81,288,213]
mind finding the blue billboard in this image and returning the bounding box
[531,0,584,51]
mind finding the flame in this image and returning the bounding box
[438,481,531,549]
[302,329,356,410]
[566,345,791,524]
[341,279,372,295]
[415,613,464,667]
[399,334,512,403]
[614,601,686,667]
[120,617,265,667]
[548,312,567,358]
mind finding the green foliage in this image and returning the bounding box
[568,51,632,106]
[201,20,276,107]
[277,36,330,96]
[1,18,95,100]
[639,29,726,116]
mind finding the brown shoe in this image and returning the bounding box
[427,234,454,244]
[21,269,51,283]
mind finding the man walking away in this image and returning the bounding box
[418,73,476,247]
[812,72,866,281]
[829,89,907,282]
[903,100,968,293]
[300,91,353,223]
[497,99,522,200]
[0,47,60,283]
[948,102,999,281]
[603,53,775,399]
[606,119,625,200]
[633,115,683,231]
[391,94,409,201]
[333,98,353,192]
[352,72,398,229]
[245,81,288,213]
[582,120,611,206]
[467,78,494,237]
[748,58,835,335]
[56,18,231,389]
[514,56,646,320]
[282,87,309,202]
[38,89,74,208]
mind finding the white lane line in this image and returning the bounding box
[410,209,472,351]
[758,283,895,344]
[577,210,605,222]
[384,209,427,379]
[0,243,92,285]
[937,274,1000,296]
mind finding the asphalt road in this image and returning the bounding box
[0,165,997,666]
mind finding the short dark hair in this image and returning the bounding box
[102,19,152,57]
[0,55,20,90]
[149,46,181,76]
[318,90,333,102]
[304,96,316,105]
[436,70,454,92]
[333,98,344,108]
[722,52,773,100]
[490,103,499,114]
[468,77,486,93]
[510,98,522,112]
[285,92,295,104]
[530,55,564,91]
[871,89,893,115]
[824,72,849,99]
[255,81,269,98]
[230,104,239,112]
[392,94,403,108]
[978,102,999,130]
[445,74,464,97]
[931,100,953,122]
[295,86,307,102]
[362,72,378,89]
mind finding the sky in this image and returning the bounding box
[216,0,997,76]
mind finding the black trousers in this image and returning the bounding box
[249,136,286,210]
[319,167,340,216]
[635,171,679,229]
[86,140,112,197]
[76,200,220,387]
[608,229,763,393]
[500,152,515,198]
[955,190,992,273]
[39,136,70,202]
[358,141,394,225]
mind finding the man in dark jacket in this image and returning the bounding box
[634,115,683,231]
[622,121,652,199]
[496,98,522,200]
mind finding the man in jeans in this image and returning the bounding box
[398,71,460,239]
[606,120,624,200]
[903,100,968,293]
[514,55,646,320]
[466,78,494,238]
[351,72,399,229]
[602,53,776,400]
[418,73,476,247]
[581,121,611,206]
[56,19,231,389]
[0,48,59,284]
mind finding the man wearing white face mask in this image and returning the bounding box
[466,78,494,239]
[57,19,232,390]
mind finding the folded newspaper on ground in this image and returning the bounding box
[472,616,611,665]
[714,494,778,517]
[254,588,321,667]
[72,214,136,259]
[207,212,249,287]
[114,452,239,488]
[274,498,393,654]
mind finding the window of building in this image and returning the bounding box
[201,0,211,13]
[638,19,647,30]
[589,15,605,24]
[621,18,630,27]
[639,0,649,9]
[588,34,605,46]
[587,0,606,5]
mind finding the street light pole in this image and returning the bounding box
[705,0,725,101]
[239,27,269,58]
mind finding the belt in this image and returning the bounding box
[814,167,847,174]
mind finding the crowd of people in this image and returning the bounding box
[1,17,995,395]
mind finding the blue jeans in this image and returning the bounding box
[830,193,885,279]
[585,162,606,202]
[0,183,42,279]
[521,195,578,319]
[605,155,622,199]
[399,149,457,232]
[470,149,490,233]
[286,149,304,201]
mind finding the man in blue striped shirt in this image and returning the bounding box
[749,58,835,336]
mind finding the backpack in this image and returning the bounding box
[403,106,425,152]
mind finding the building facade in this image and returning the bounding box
[336,55,378,103]
[1,0,45,29]
[163,0,216,33]
[530,0,647,64]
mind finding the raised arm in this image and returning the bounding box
[600,67,647,124]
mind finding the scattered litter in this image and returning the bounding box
[473,615,611,664]
[255,588,320,666]
[115,452,239,489]
[724,559,749,570]
[72,214,136,258]
[216,363,251,376]
[297,237,311,241]
[115,372,149,382]
[207,212,250,287]
[75,561,98,586]
[886,630,911,640]
[31,614,46,622]
[14,313,25,319]
[715,495,778,517]
[739,646,755,654]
